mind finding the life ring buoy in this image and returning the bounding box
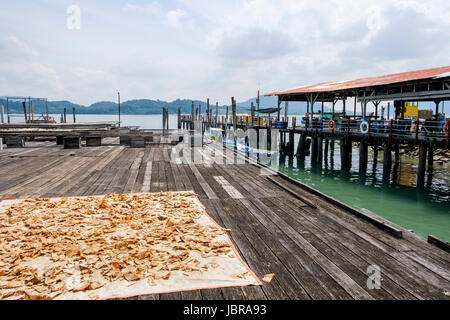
[328,119,335,131]
[444,120,450,137]
[360,121,369,134]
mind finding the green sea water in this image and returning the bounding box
[250,139,450,242]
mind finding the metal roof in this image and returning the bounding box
[265,66,450,96]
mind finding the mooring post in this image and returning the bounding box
[0,104,4,123]
[63,108,67,123]
[177,107,181,129]
[359,140,368,174]
[417,142,427,187]
[72,107,76,123]
[383,142,392,181]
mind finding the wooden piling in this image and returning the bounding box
[215,102,218,126]
[359,141,368,174]
[63,108,67,123]
[417,142,427,186]
[311,136,318,164]
[317,137,323,166]
[297,134,306,156]
[232,97,237,132]
[383,142,392,181]
[72,107,76,123]
[427,145,434,169]
[177,107,181,129]
[191,101,195,130]
[288,131,295,156]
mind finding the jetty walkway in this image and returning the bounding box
[0,139,448,300]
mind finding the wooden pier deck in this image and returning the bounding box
[0,139,449,300]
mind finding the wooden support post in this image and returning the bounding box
[297,134,306,156]
[427,145,434,169]
[56,136,64,145]
[311,136,318,164]
[324,139,329,160]
[383,142,392,181]
[373,143,379,159]
[284,101,288,124]
[394,144,400,163]
[359,140,368,174]
[72,107,76,123]
[251,102,255,126]
[22,101,27,122]
[86,137,102,147]
[232,97,237,132]
[387,102,390,120]
[191,101,195,130]
[225,106,229,131]
[215,102,218,126]
[63,108,67,123]
[288,130,294,156]
[434,101,440,119]
[63,136,81,149]
[317,137,323,166]
[417,142,427,186]
[343,98,346,117]
[277,96,281,121]
[340,139,352,168]
[177,107,181,129]
[206,98,210,127]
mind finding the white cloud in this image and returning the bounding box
[1,1,450,105]
[166,9,186,28]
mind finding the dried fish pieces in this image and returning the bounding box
[0,191,237,300]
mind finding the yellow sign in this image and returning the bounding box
[404,102,418,118]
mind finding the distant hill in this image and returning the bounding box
[0,96,309,116]
[0,98,233,115]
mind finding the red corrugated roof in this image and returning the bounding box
[265,66,450,96]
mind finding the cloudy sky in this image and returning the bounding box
[1,0,450,105]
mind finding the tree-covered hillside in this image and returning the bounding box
[0,98,242,115]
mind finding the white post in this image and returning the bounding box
[0,105,4,123]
